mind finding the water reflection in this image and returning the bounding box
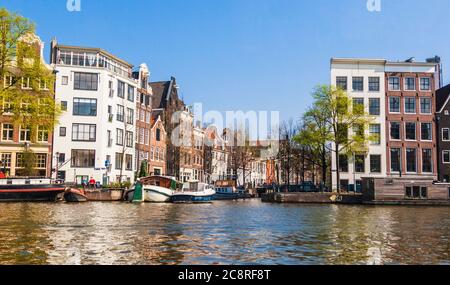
[0,201,448,265]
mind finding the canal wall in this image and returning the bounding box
[262,192,363,204]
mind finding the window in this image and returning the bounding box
[1,153,12,168]
[339,155,348,172]
[115,153,123,170]
[422,149,433,173]
[405,122,416,140]
[406,148,417,173]
[62,76,69,85]
[370,155,381,173]
[126,154,133,171]
[389,77,400,91]
[117,80,125,98]
[443,128,450,141]
[145,129,149,145]
[404,97,416,113]
[2,124,13,141]
[391,148,401,172]
[406,186,427,199]
[354,154,365,173]
[107,130,112,147]
[420,98,432,114]
[61,101,68,111]
[368,77,380,91]
[421,123,432,141]
[59,51,72,65]
[126,131,133,147]
[58,153,66,163]
[390,122,401,140]
[369,124,381,145]
[117,105,124,122]
[19,126,31,142]
[353,98,364,114]
[116,129,124,146]
[156,128,161,141]
[39,79,49,90]
[443,151,450,164]
[127,85,135,102]
[369,98,380,115]
[72,52,85,66]
[340,180,349,192]
[72,124,96,142]
[73,98,97,116]
[74,72,98,91]
[389,97,400,113]
[420,78,431,91]
[404,77,416,91]
[35,154,47,168]
[71,150,96,168]
[21,77,31,89]
[60,127,66,137]
[336,77,347,90]
[352,77,364,91]
[126,108,134,125]
[37,126,49,142]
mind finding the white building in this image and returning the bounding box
[50,40,137,185]
[330,58,387,191]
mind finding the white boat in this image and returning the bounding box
[126,176,177,203]
[170,181,215,203]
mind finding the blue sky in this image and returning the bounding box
[2,0,450,122]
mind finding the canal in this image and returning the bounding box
[0,200,448,265]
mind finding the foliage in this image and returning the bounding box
[138,160,149,178]
[21,146,37,177]
[0,8,62,143]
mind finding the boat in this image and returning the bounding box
[170,181,215,203]
[64,188,88,202]
[213,180,239,200]
[0,178,67,202]
[125,176,177,203]
[84,188,124,201]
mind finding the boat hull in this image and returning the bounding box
[171,194,214,203]
[64,189,88,202]
[213,192,240,200]
[144,187,173,203]
[0,185,66,202]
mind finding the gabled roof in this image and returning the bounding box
[149,80,171,109]
[436,84,450,113]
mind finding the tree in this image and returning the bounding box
[138,160,149,178]
[0,9,61,141]
[301,85,377,193]
[20,146,37,177]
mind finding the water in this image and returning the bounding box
[0,200,448,265]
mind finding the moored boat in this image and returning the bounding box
[0,178,66,202]
[214,180,239,200]
[125,176,177,203]
[64,188,88,202]
[171,181,215,203]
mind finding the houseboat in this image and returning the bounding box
[0,178,67,202]
[125,176,177,203]
[214,180,239,200]
[171,181,215,203]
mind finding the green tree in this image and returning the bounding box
[138,160,149,178]
[300,85,377,193]
[21,146,37,177]
[0,8,61,143]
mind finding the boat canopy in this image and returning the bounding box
[139,176,178,190]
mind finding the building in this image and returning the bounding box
[0,33,54,177]
[133,64,153,174]
[385,60,440,180]
[331,58,441,191]
[331,58,387,191]
[178,107,195,182]
[50,39,138,185]
[149,115,167,176]
[436,84,450,182]
[204,127,228,183]
[192,126,205,182]
[150,77,185,178]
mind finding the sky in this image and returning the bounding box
[2,0,450,123]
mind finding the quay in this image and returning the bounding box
[261,192,362,204]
